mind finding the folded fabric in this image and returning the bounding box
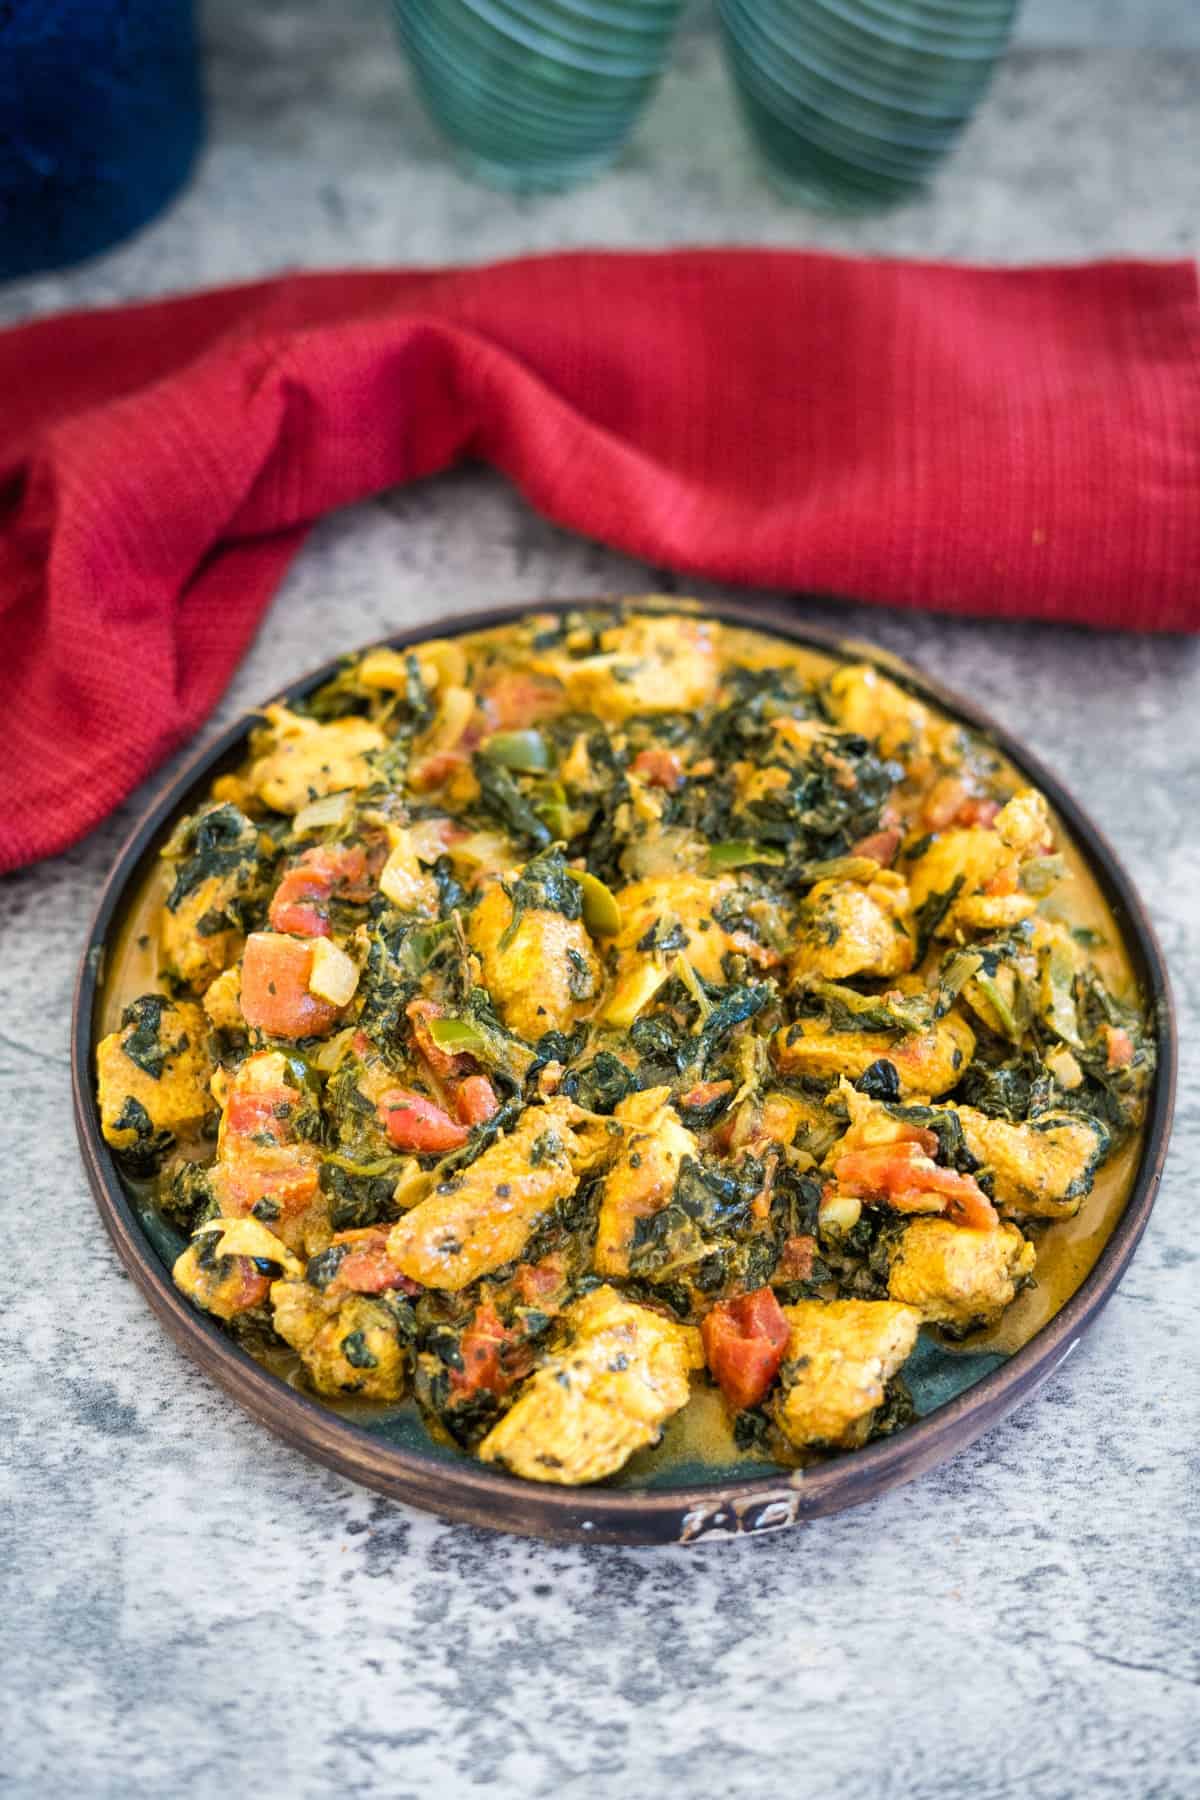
[1,250,1198,873]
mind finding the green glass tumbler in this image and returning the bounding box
[393,0,685,192]
[719,0,1020,210]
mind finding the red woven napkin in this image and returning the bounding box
[2,250,1197,873]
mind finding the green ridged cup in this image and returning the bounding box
[719,0,1019,210]
[393,0,685,191]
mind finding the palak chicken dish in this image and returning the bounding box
[95,607,1155,1485]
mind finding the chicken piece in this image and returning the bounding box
[96,996,214,1160]
[535,613,720,721]
[772,1011,975,1099]
[789,871,915,983]
[173,1216,303,1323]
[159,803,265,993]
[822,664,934,764]
[202,966,243,1033]
[772,1299,921,1450]
[906,788,1054,942]
[956,1107,1109,1219]
[246,707,386,814]
[478,1285,701,1484]
[208,1050,328,1255]
[605,873,776,1027]
[887,1218,1036,1332]
[386,1099,598,1291]
[467,876,602,1042]
[594,1087,699,1277]
[270,1282,410,1402]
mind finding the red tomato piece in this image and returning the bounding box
[410,748,469,792]
[514,1255,567,1304]
[269,897,332,939]
[451,1300,535,1400]
[631,748,685,792]
[268,843,374,936]
[702,1287,790,1412]
[480,671,564,730]
[955,797,1000,829]
[833,1143,997,1231]
[240,932,343,1039]
[377,1087,468,1152]
[777,1233,817,1282]
[1105,1027,1135,1070]
[406,998,465,1080]
[849,827,902,867]
[223,1086,298,1141]
[230,1261,272,1313]
[328,1229,420,1297]
[677,1079,733,1113]
[454,1075,500,1127]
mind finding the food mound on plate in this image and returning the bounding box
[95,606,1154,1483]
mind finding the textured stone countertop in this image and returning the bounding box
[2,5,1197,1796]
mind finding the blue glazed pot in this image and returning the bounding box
[0,0,203,279]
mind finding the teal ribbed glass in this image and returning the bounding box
[719,0,1019,210]
[393,0,685,192]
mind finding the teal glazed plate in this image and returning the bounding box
[73,600,1176,1545]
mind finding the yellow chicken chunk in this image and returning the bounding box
[773,1300,920,1449]
[605,872,775,1026]
[271,1283,409,1401]
[387,1100,596,1290]
[468,877,602,1042]
[479,1286,699,1484]
[957,1107,1108,1219]
[96,997,214,1157]
[907,788,1053,942]
[887,1218,1036,1332]
[772,1011,975,1098]
[594,1087,698,1277]
[246,707,386,813]
[173,1217,302,1323]
[537,613,720,721]
[202,966,243,1032]
[790,872,914,983]
[823,664,934,764]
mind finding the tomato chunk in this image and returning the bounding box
[849,827,902,867]
[631,747,685,792]
[702,1286,790,1412]
[454,1074,500,1127]
[514,1255,567,1304]
[833,1142,997,1231]
[327,1229,420,1298]
[1105,1027,1135,1070]
[269,844,374,937]
[240,932,343,1039]
[224,1086,298,1140]
[406,998,465,1080]
[677,1079,733,1114]
[777,1233,817,1282]
[377,1087,468,1152]
[450,1300,533,1400]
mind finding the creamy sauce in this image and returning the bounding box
[97,617,1150,1469]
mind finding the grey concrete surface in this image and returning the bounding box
[1,6,1197,1799]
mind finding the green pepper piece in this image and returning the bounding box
[427,1017,490,1056]
[706,841,787,872]
[483,730,552,772]
[573,869,622,936]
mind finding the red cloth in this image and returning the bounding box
[1,250,1198,873]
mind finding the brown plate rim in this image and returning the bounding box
[72,597,1177,1546]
